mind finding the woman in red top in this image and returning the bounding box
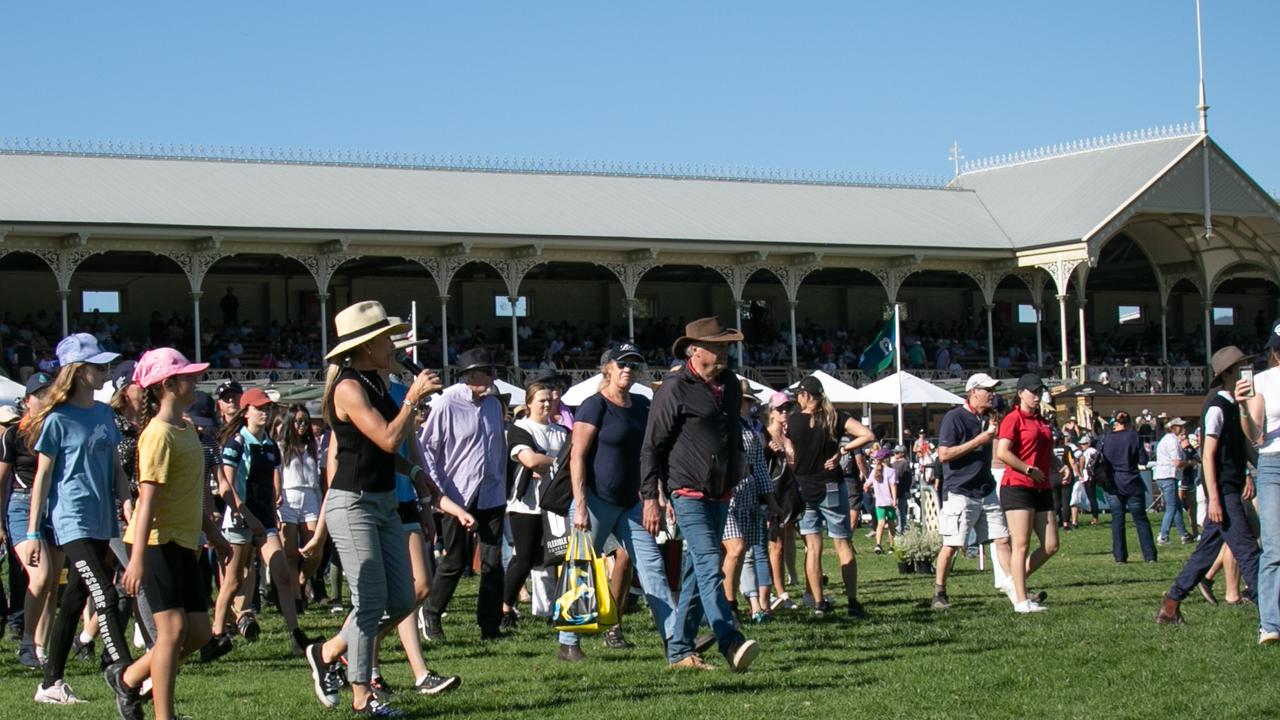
[995,373,1060,613]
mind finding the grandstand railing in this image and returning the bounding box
[204,364,1209,394]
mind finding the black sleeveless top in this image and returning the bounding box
[330,368,399,494]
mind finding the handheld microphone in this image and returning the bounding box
[396,350,426,376]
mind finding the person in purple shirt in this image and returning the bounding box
[419,348,508,641]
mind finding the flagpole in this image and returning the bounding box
[894,302,904,444]
[410,301,418,364]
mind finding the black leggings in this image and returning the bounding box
[1051,482,1073,525]
[45,538,132,686]
[502,513,544,608]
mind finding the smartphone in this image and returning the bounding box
[1241,366,1255,398]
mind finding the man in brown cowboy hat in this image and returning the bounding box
[419,347,509,641]
[641,317,760,672]
[1158,346,1261,627]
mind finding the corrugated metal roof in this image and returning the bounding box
[0,153,1011,250]
[952,135,1200,248]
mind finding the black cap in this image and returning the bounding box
[1015,373,1046,394]
[1266,319,1280,352]
[796,375,824,397]
[25,371,54,396]
[216,379,243,400]
[601,343,644,365]
[111,360,137,393]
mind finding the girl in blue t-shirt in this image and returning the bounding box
[20,333,135,706]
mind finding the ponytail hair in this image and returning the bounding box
[320,356,347,426]
[217,406,250,448]
[820,395,838,441]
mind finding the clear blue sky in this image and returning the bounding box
[6,1,1278,191]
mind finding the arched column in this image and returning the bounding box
[1025,254,1087,381]
[711,256,769,366]
[410,250,472,370]
[769,258,820,369]
[156,238,226,362]
[599,253,659,342]
[291,244,356,358]
[34,235,98,337]
[1015,270,1050,372]
[959,268,1004,371]
[488,251,545,370]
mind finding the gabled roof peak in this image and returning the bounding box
[960,123,1199,175]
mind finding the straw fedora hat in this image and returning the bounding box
[671,316,744,358]
[326,301,409,361]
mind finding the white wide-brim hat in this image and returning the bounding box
[326,301,409,361]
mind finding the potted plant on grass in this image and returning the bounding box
[893,526,942,575]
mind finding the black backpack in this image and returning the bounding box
[1089,438,1116,494]
[538,432,575,516]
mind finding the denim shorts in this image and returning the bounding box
[6,492,55,541]
[799,480,852,539]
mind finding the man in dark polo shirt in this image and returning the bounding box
[1158,346,1261,627]
[931,373,1011,610]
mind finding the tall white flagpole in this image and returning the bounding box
[894,302,904,443]
[410,300,418,364]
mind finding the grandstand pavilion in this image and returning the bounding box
[1,124,1278,394]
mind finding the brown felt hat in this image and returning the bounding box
[671,316,744,358]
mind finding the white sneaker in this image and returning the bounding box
[1259,629,1280,646]
[1013,599,1046,614]
[769,593,797,611]
[34,679,85,704]
[996,577,1017,604]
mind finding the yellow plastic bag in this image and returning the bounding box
[553,530,617,634]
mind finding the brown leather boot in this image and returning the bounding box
[1155,595,1184,625]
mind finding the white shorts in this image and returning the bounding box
[938,490,1009,547]
[278,486,322,525]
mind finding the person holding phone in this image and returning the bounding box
[931,373,1012,611]
[1236,322,1280,643]
[994,373,1060,614]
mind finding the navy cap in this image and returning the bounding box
[1266,319,1280,352]
[1016,373,1046,394]
[601,343,644,365]
[25,371,55,396]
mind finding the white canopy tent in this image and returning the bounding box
[0,376,25,405]
[847,371,964,406]
[561,374,654,407]
[787,370,862,404]
[427,378,526,408]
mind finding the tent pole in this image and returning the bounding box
[894,302,904,444]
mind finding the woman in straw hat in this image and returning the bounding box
[302,301,443,717]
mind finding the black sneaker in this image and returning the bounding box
[305,643,341,709]
[104,660,144,720]
[847,600,870,619]
[290,628,311,657]
[602,625,633,649]
[421,613,445,642]
[499,609,518,632]
[413,670,461,695]
[813,599,835,617]
[199,633,233,663]
[693,634,716,655]
[238,615,260,643]
[354,697,403,717]
[72,636,95,662]
[931,593,952,611]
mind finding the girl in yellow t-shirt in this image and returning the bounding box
[114,347,228,720]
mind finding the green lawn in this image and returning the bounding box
[2,516,1276,719]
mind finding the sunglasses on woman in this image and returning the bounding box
[615,361,643,371]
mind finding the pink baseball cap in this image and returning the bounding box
[133,348,209,389]
[769,391,794,409]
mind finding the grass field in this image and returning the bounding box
[2,516,1277,719]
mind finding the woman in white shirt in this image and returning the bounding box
[278,403,323,606]
[502,382,568,630]
[1240,320,1280,643]
[1154,418,1192,545]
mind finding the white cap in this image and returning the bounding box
[965,373,1000,392]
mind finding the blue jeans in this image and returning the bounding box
[1256,454,1280,633]
[739,540,771,597]
[669,495,744,663]
[1108,491,1157,562]
[1171,491,1260,603]
[1156,478,1188,539]
[557,490,675,647]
